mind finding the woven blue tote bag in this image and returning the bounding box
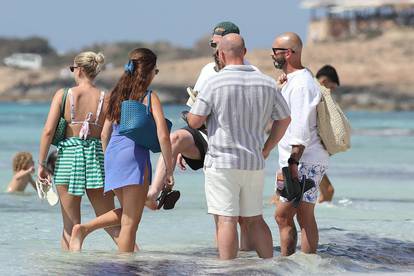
[119,90,172,153]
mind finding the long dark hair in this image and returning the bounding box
[107,48,157,123]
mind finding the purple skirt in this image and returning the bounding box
[104,126,152,193]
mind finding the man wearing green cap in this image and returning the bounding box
[145,21,256,251]
[194,21,241,86]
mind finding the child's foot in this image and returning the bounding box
[70,224,87,251]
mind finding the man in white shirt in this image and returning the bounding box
[145,22,241,207]
[271,32,329,256]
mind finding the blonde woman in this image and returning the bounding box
[38,51,120,250]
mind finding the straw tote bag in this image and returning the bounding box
[51,88,69,146]
[119,90,172,153]
[316,82,351,155]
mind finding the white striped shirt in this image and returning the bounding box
[190,65,290,170]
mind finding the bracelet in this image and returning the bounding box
[288,157,299,166]
[38,160,48,167]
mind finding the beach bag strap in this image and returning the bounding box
[61,88,69,116]
[146,90,152,115]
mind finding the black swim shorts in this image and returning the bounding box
[181,126,208,170]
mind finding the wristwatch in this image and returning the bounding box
[288,157,299,166]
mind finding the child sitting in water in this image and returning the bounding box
[7,152,36,193]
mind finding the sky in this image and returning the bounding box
[0,0,310,52]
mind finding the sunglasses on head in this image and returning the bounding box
[272,48,295,55]
[209,29,226,49]
[69,66,80,72]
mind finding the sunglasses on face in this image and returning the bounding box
[69,66,80,72]
[209,40,217,48]
[155,68,159,75]
[272,48,295,55]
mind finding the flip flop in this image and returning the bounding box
[35,178,46,199]
[36,177,59,206]
[280,167,315,208]
[44,178,59,206]
[157,189,181,210]
[163,190,180,210]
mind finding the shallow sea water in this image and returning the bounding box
[0,103,413,275]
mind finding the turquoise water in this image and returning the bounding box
[1,102,414,275]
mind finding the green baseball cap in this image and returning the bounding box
[212,21,240,36]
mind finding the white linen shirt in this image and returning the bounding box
[278,68,329,168]
[193,61,259,92]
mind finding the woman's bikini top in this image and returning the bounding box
[68,88,105,140]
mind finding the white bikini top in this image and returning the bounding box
[68,89,105,140]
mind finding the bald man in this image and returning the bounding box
[188,34,291,260]
[145,22,242,211]
[271,32,329,256]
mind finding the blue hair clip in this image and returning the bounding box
[124,60,135,74]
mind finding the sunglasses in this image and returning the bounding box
[209,40,217,48]
[69,66,80,72]
[155,68,159,75]
[272,48,295,55]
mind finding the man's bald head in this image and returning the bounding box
[218,33,246,60]
[273,32,303,53]
[271,32,304,72]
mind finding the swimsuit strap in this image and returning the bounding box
[69,89,104,126]
[95,91,105,124]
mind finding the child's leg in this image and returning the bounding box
[56,185,81,250]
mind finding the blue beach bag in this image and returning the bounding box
[119,90,172,153]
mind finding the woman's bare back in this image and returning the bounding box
[63,86,107,139]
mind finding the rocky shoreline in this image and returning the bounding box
[1,29,413,111]
[1,80,413,111]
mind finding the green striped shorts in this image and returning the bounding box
[54,137,105,196]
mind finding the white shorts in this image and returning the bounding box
[204,167,264,217]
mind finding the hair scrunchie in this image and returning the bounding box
[124,60,135,74]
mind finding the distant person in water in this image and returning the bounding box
[316,65,340,203]
[7,152,36,193]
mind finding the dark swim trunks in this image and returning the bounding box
[181,126,207,170]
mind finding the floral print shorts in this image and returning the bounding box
[277,163,327,204]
